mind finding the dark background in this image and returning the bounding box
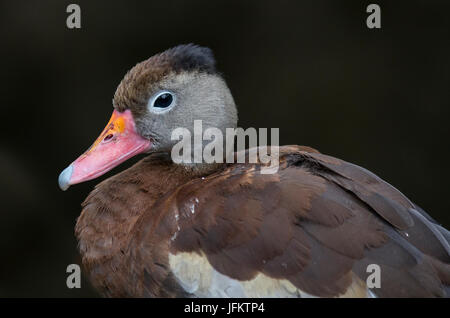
[0,0,449,297]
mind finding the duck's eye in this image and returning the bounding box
[148,91,176,113]
[154,93,173,108]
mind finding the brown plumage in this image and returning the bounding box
[61,44,450,298]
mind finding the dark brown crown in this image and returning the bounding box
[114,44,217,111]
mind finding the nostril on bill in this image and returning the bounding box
[103,134,114,142]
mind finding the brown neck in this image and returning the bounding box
[75,153,218,281]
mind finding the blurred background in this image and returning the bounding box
[0,0,449,297]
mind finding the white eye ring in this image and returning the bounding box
[147,90,176,113]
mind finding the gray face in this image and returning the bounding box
[133,72,238,154]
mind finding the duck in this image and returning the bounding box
[58,44,450,298]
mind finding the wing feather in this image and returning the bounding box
[133,146,449,297]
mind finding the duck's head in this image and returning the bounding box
[58,44,237,191]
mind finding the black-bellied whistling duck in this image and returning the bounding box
[59,44,450,298]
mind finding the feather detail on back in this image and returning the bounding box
[76,146,450,297]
